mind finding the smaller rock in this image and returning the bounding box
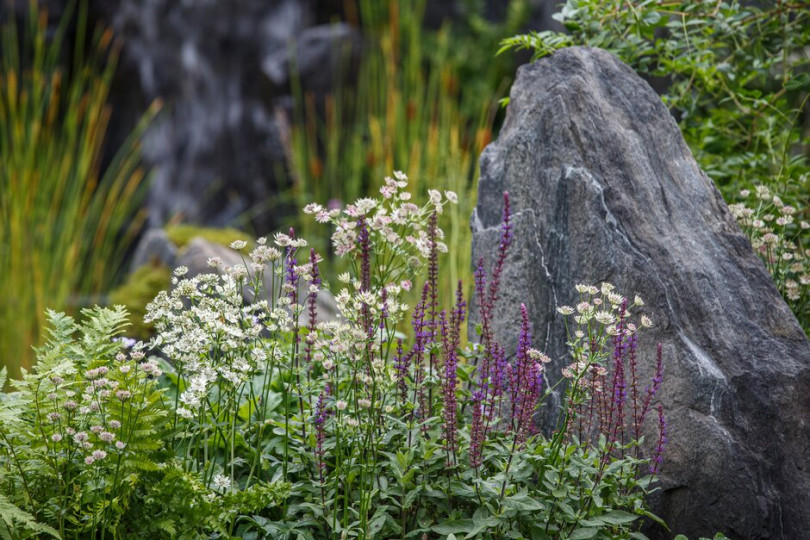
[176,237,239,281]
[177,237,338,324]
[130,228,178,271]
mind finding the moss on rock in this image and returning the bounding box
[166,224,252,250]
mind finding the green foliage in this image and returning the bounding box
[0,492,60,539]
[0,306,168,537]
[0,305,288,537]
[165,223,253,250]
[0,184,666,537]
[501,0,810,192]
[0,0,158,379]
[127,463,289,539]
[145,180,667,538]
[109,263,172,340]
[500,0,809,332]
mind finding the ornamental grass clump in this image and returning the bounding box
[1,173,669,538]
[0,0,157,380]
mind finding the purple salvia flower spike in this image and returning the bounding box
[469,389,485,469]
[486,192,513,315]
[440,311,458,465]
[313,385,331,494]
[641,343,664,424]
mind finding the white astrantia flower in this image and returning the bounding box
[211,474,231,491]
[594,311,615,325]
[230,240,247,250]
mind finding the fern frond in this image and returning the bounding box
[0,493,60,539]
[497,30,574,60]
[78,305,131,361]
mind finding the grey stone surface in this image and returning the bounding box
[130,228,177,271]
[177,237,337,324]
[262,22,360,90]
[471,46,810,538]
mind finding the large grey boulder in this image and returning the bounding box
[471,46,810,538]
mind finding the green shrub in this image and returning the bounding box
[729,185,809,331]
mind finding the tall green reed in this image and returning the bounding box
[286,0,507,305]
[0,0,157,378]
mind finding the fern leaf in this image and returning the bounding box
[0,493,60,538]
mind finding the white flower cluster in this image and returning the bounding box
[305,171,455,261]
[556,282,653,382]
[729,185,808,302]
[558,282,650,332]
[148,172,460,430]
[145,271,269,417]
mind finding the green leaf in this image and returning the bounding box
[556,501,576,520]
[368,506,390,536]
[785,73,810,91]
[502,492,545,512]
[598,510,638,525]
[629,532,650,540]
[432,519,475,535]
[636,508,668,530]
[404,486,421,508]
[568,527,599,539]
[464,515,500,538]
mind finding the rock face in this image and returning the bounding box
[471,47,810,538]
[104,0,361,230]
